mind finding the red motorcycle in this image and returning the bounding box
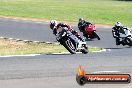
[83,24,100,40]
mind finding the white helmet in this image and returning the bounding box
[115,22,122,27]
[50,20,58,26]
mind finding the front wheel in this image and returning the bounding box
[62,39,76,54]
[93,32,100,40]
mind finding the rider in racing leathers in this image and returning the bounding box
[112,22,125,45]
[78,18,92,37]
[50,20,85,49]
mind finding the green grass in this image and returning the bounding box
[0,39,101,56]
[0,0,132,27]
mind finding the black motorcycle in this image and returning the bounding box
[56,27,88,54]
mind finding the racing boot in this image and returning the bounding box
[116,38,120,45]
[120,41,125,46]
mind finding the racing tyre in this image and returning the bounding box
[63,39,76,54]
[93,32,100,40]
[126,38,132,46]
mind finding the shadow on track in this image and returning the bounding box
[105,48,123,50]
[104,46,131,50]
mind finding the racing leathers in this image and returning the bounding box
[112,26,124,45]
[78,21,92,37]
[53,23,83,41]
[52,22,85,49]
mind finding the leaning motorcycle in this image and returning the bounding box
[56,27,88,54]
[112,27,132,46]
[84,24,100,40]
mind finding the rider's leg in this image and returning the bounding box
[116,38,121,45]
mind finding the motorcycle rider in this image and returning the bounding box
[78,18,92,37]
[50,20,85,49]
[112,22,125,45]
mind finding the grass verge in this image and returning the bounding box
[0,39,101,56]
[0,0,132,27]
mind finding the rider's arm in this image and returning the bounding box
[71,30,78,35]
[57,23,69,28]
[53,27,57,36]
[81,21,89,27]
[78,23,82,27]
[112,27,118,38]
[85,22,92,26]
[78,23,83,31]
[123,27,128,30]
[56,23,62,29]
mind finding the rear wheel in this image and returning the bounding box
[63,39,76,54]
[126,38,132,46]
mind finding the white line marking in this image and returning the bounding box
[23,40,29,42]
[0,54,40,57]
[92,49,106,53]
[33,41,40,43]
[107,49,111,51]
[93,71,121,73]
[16,39,21,41]
[8,38,14,40]
[92,48,111,53]
[50,48,111,54]
[0,37,4,39]
[49,52,82,55]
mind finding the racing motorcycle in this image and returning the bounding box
[56,27,88,54]
[112,27,132,46]
[84,24,100,40]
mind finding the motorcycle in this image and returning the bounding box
[56,27,88,54]
[84,24,100,40]
[112,27,132,46]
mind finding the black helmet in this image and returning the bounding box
[79,18,84,22]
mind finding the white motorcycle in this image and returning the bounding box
[118,27,132,46]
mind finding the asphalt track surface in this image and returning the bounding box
[0,18,132,88]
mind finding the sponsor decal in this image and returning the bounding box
[76,66,131,85]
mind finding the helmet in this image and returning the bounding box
[50,20,58,29]
[115,22,122,27]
